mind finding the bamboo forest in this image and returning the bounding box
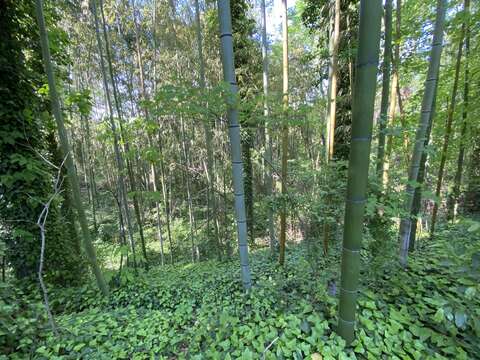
[2,0,480,358]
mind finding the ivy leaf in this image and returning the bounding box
[467,222,480,233]
[471,252,480,270]
[433,308,445,323]
[454,311,467,328]
[73,343,85,352]
[300,319,311,334]
[465,287,476,300]
[364,300,377,310]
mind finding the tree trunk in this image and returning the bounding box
[337,0,382,344]
[149,0,167,265]
[447,0,470,221]
[322,0,341,255]
[158,134,174,263]
[383,0,402,188]
[35,0,108,296]
[194,0,221,259]
[465,134,480,213]
[260,0,276,254]
[81,110,98,234]
[169,0,197,264]
[279,0,289,266]
[375,0,393,183]
[409,87,436,250]
[217,0,252,290]
[180,117,197,262]
[398,0,446,267]
[325,0,340,162]
[91,0,138,271]
[430,2,466,238]
[242,132,254,245]
[101,0,148,269]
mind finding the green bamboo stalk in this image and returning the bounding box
[151,0,166,266]
[382,0,402,188]
[399,0,447,266]
[409,84,437,250]
[194,0,221,259]
[35,0,108,296]
[325,0,340,162]
[168,0,198,264]
[376,0,393,182]
[337,0,382,344]
[322,0,341,256]
[91,0,138,271]
[217,0,252,290]
[430,0,467,238]
[279,0,289,266]
[100,0,148,269]
[447,0,470,221]
[158,135,174,264]
[260,0,276,254]
[149,0,173,264]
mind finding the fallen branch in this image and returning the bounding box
[36,153,68,337]
[262,336,279,359]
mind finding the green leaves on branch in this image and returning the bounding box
[148,83,229,123]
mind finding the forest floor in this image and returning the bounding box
[4,219,480,359]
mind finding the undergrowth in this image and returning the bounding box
[1,219,479,359]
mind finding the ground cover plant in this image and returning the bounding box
[2,220,479,359]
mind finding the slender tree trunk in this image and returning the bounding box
[337,0,382,344]
[131,0,171,266]
[242,132,254,245]
[148,136,166,265]
[430,6,466,238]
[409,87,436,250]
[447,116,467,218]
[325,0,340,162]
[465,134,480,212]
[260,0,276,253]
[99,0,148,269]
[376,0,393,183]
[383,0,402,188]
[168,0,196,263]
[77,99,98,234]
[158,133,174,263]
[35,0,108,296]
[222,148,232,258]
[217,0,252,290]
[112,189,128,270]
[91,0,138,271]
[194,0,221,259]
[398,0,447,266]
[321,0,341,255]
[150,0,166,265]
[279,0,289,266]
[179,117,197,262]
[447,0,470,221]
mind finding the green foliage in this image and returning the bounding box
[0,283,48,356]
[4,221,478,359]
[97,215,119,244]
[150,83,228,124]
[64,89,93,117]
[301,0,358,161]
[293,160,348,255]
[0,0,84,285]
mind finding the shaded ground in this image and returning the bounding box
[2,219,479,359]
